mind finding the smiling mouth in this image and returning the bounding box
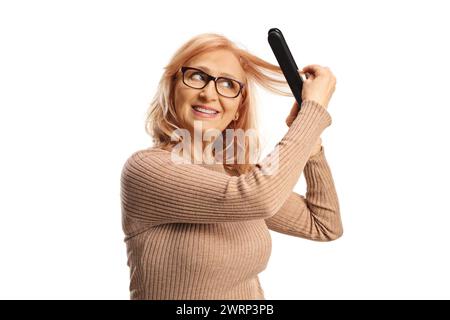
[191,105,220,117]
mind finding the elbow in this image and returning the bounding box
[324,203,344,241]
[314,211,344,242]
[323,218,344,241]
[325,225,343,241]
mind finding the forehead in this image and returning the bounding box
[186,50,245,81]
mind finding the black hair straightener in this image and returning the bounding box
[268,28,304,110]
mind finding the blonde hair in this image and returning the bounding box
[145,32,292,175]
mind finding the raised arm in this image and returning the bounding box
[120,100,332,227]
[264,146,343,241]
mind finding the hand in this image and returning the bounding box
[285,64,336,127]
[299,64,336,110]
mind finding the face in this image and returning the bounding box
[173,49,245,138]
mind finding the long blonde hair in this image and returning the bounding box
[145,32,292,175]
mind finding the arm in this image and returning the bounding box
[120,100,332,227]
[264,146,343,241]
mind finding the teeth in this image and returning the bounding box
[193,106,218,114]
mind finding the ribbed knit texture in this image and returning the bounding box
[120,100,343,300]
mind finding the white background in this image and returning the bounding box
[1,0,449,299]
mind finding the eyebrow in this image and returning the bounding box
[193,65,243,83]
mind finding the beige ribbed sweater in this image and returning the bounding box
[120,100,343,300]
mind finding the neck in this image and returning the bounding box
[189,133,226,165]
[190,139,207,164]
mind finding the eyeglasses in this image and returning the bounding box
[180,66,245,98]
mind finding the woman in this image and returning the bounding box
[120,33,342,300]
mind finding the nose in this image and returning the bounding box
[200,79,218,99]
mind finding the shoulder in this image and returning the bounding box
[131,146,170,160]
[131,146,171,160]
[121,146,171,173]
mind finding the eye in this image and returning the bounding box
[191,71,206,81]
[220,79,235,88]
[224,80,233,88]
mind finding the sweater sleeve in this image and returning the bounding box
[120,100,332,227]
[264,146,343,241]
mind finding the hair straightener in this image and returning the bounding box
[268,28,304,110]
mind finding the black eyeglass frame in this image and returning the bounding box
[180,66,245,98]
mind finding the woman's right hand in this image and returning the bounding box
[299,64,336,110]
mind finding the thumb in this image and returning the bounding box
[299,70,312,81]
[299,70,307,82]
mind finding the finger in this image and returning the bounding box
[302,64,327,76]
[299,70,308,81]
[302,64,322,71]
[306,65,334,78]
[299,70,313,81]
